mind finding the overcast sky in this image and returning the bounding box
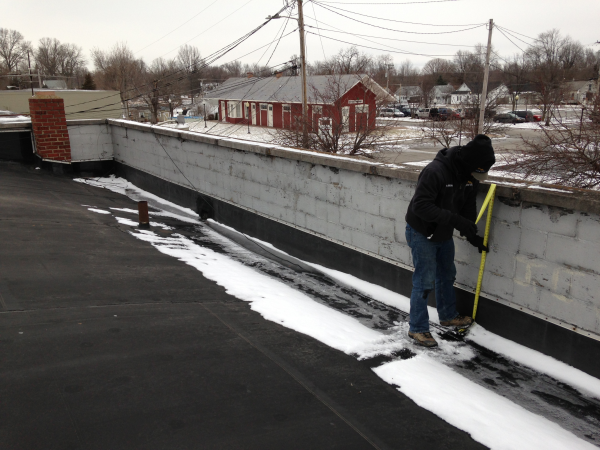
[5,0,600,73]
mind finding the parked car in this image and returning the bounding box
[436,107,460,121]
[429,108,439,120]
[494,113,526,124]
[379,107,403,118]
[416,108,431,119]
[396,108,411,117]
[511,110,535,122]
[460,107,497,119]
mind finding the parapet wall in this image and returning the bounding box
[100,119,600,343]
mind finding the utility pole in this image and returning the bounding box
[386,63,394,93]
[478,19,493,135]
[297,0,309,148]
[152,80,159,124]
[27,51,34,96]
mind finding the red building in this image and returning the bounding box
[204,74,391,133]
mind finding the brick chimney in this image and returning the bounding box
[247,72,254,79]
[275,72,282,79]
[28,92,71,162]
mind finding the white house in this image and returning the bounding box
[563,79,598,105]
[450,81,509,106]
[396,85,423,105]
[429,83,454,105]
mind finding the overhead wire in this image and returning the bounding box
[134,0,220,54]
[310,1,328,59]
[61,23,299,117]
[312,1,482,27]
[157,0,259,59]
[496,25,534,49]
[495,26,527,54]
[312,1,486,35]
[317,0,459,4]
[493,25,539,42]
[61,2,295,112]
[303,22,481,48]
[306,31,458,57]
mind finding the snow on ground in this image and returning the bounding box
[375,356,591,450]
[76,176,599,450]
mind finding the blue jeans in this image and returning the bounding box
[405,224,459,333]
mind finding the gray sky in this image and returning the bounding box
[5,0,600,72]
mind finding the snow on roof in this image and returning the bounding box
[203,74,389,103]
[563,80,596,92]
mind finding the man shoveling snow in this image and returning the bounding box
[404,134,496,347]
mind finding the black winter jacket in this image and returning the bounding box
[405,147,478,241]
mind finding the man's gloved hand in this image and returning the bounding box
[467,234,489,253]
[452,215,478,239]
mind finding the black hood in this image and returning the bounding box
[435,135,495,180]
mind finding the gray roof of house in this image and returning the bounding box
[203,74,386,103]
[564,80,595,91]
[43,80,68,90]
[396,85,422,96]
[464,81,505,94]
[431,84,454,94]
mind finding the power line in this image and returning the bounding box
[311,1,328,59]
[61,18,298,117]
[496,25,533,49]
[304,22,480,48]
[157,0,258,59]
[313,1,486,35]
[134,0,220,54]
[493,25,538,42]
[62,1,291,113]
[307,31,458,57]
[317,0,459,4]
[495,26,526,54]
[313,0,482,27]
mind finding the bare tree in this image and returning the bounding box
[397,59,420,86]
[35,37,63,76]
[140,57,183,123]
[92,42,146,117]
[0,28,30,72]
[420,118,463,149]
[525,29,569,125]
[502,93,600,188]
[34,37,85,88]
[177,44,203,99]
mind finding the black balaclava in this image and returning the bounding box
[449,134,495,181]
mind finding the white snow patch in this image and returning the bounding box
[131,230,386,356]
[75,176,199,222]
[528,185,573,193]
[374,356,596,450]
[468,326,600,400]
[110,215,173,230]
[87,207,110,214]
[114,216,138,227]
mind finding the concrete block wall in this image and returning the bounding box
[68,122,114,162]
[106,120,600,337]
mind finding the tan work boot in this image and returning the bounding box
[440,315,473,328]
[408,331,438,348]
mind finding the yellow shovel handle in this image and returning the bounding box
[472,184,496,320]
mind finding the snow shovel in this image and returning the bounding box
[457,183,497,334]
